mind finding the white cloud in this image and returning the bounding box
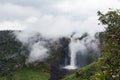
[53,0,120,14]
[0,21,25,30]
[0,0,119,36]
[0,3,41,21]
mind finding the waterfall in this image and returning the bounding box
[63,33,100,70]
[64,38,78,69]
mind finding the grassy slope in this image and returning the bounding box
[62,61,99,80]
[0,68,50,80]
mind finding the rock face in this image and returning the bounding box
[49,65,69,80]
[49,37,70,80]
[59,37,70,66]
[49,64,76,80]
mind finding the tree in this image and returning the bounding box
[97,10,120,80]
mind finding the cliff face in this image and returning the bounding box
[48,37,70,80]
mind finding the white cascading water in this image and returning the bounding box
[64,35,88,70]
[64,38,79,69]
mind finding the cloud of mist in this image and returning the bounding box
[28,41,49,63]
[71,33,100,56]
[14,31,51,62]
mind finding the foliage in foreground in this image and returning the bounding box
[97,10,120,80]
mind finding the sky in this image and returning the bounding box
[0,0,120,37]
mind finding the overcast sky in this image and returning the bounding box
[0,0,120,37]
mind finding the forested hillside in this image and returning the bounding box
[0,31,50,80]
[0,31,28,79]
